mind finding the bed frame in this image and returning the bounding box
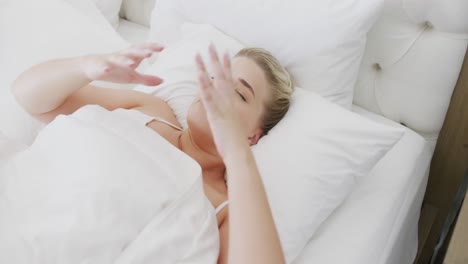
[415,49,468,264]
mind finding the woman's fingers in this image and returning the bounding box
[195,53,213,87]
[131,72,163,86]
[120,48,153,62]
[198,73,218,114]
[195,53,208,74]
[197,47,232,82]
[118,42,163,65]
[222,52,233,82]
[198,73,213,102]
[196,54,218,112]
[195,54,211,94]
[195,49,236,103]
[208,44,225,80]
[109,55,136,69]
[137,42,164,52]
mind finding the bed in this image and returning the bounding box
[116,18,434,262]
[114,1,465,263]
[0,0,466,263]
[117,18,433,264]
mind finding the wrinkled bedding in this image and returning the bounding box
[0,105,219,264]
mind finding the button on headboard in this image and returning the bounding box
[354,0,468,144]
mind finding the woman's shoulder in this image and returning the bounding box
[130,99,182,148]
[132,95,181,129]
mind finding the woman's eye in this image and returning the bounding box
[237,91,247,102]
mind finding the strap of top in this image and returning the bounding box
[125,109,183,131]
[215,200,229,215]
[152,116,183,131]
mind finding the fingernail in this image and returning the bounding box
[154,78,163,85]
[195,53,203,63]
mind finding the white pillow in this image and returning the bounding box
[0,0,129,146]
[64,0,117,31]
[252,88,403,261]
[135,23,404,262]
[148,0,384,109]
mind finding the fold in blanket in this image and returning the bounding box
[0,105,219,264]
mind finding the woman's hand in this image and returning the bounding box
[197,45,286,264]
[80,43,164,86]
[195,44,250,159]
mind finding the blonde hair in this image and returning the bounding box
[235,48,295,135]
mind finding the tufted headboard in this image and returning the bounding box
[351,2,467,263]
[354,0,468,147]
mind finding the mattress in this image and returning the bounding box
[293,105,432,264]
[114,20,432,264]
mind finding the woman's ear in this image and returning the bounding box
[248,128,264,146]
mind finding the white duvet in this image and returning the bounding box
[0,105,219,264]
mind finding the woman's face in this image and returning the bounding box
[187,56,270,149]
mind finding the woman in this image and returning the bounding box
[11,43,294,264]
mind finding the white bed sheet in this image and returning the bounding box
[114,22,433,264]
[117,18,149,44]
[293,105,432,264]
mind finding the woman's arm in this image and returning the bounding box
[12,56,92,115]
[223,145,284,264]
[11,43,164,120]
[196,45,285,264]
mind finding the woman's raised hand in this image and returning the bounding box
[80,43,164,86]
[195,44,249,159]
